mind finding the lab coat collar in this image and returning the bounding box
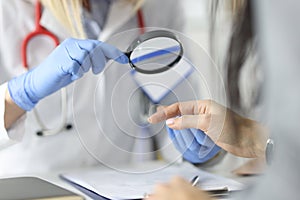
[98,0,138,41]
[39,0,142,42]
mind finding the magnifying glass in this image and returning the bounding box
[125,30,183,74]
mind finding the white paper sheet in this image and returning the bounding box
[61,162,243,199]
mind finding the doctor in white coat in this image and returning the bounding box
[0,0,206,175]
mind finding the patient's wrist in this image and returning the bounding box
[239,117,269,158]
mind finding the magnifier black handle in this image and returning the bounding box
[124,51,132,58]
[124,51,136,71]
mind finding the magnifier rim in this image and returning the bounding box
[126,30,183,74]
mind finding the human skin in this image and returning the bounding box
[4,88,25,129]
[148,100,268,158]
[145,176,213,200]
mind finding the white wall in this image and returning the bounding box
[183,0,210,50]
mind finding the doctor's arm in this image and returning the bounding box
[4,38,128,130]
[148,100,269,158]
[4,87,25,129]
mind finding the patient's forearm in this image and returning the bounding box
[217,111,269,158]
[250,120,269,158]
[236,116,269,158]
[4,88,25,129]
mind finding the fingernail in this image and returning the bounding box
[147,117,152,123]
[166,119,174,125]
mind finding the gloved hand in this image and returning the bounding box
[167,127,221,163]
[8,38,128,111]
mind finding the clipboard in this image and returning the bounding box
[60,162,244,200]
[131,58,194,103]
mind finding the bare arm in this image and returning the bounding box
[4,88,25,130]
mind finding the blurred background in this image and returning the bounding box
[183,0,209,50]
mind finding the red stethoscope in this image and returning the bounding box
[22,0,145,136]
[21,0,59,68]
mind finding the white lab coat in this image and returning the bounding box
[0,0,202,175]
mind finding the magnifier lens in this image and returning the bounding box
[129,37,182,74]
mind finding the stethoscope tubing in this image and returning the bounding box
[22,0,67,136]
[34,88,69,136]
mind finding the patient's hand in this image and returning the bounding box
[145,176,212,200]
[148,100,268,158]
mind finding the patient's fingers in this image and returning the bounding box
[148,101,209,124]
[165,114,211,131]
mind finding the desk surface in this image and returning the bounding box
[0,172,90,199]
[0,164,258,200]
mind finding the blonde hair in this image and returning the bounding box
[130,0,145,11]
[41,0,144,39]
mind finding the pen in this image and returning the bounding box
[190,177,232,198]
[190,175,200,187]
[144,192,149,199]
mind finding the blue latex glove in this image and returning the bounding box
[167,127,221,163]
[8,38,128,111]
